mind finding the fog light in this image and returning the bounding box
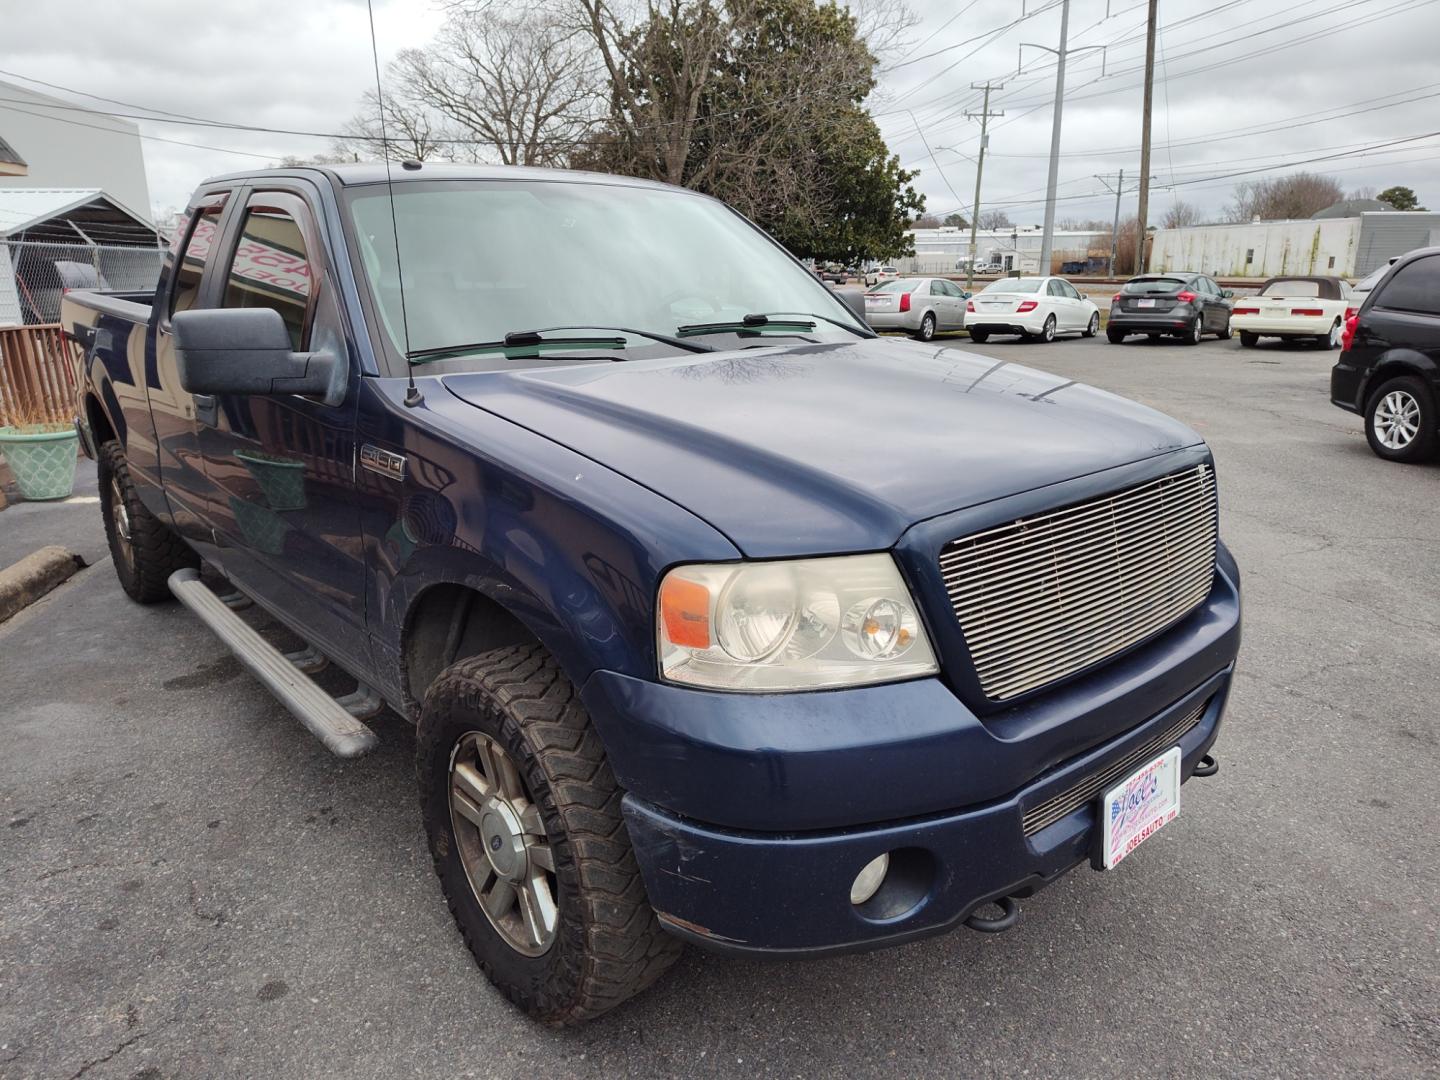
[849,853,890,906]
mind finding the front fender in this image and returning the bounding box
[358,376,740,697]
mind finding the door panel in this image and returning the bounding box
[191,191,368,663]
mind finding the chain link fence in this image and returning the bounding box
[0,241,165,325]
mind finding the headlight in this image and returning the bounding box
[657,554,939,691]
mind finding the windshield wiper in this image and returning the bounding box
[407,325,714,364]
[678,310,873,339]
[676,313,818,339]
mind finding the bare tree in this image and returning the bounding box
[334,88,453,163]
[1226,172,1343,222]
[1347,185,1377,201]
[1161,200,1201,229]
[845,0,921,66]
[977,209,1012,230]
[911,213,942,229]
[389,10,601,167]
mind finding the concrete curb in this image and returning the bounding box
[0,546,85,623]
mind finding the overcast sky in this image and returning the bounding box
[2,0,1437,224]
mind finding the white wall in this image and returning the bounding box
[1150,218,1361,278]
[0,81,152,221]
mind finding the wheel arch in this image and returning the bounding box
[1360,351,1439,411]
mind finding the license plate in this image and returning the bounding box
[1098,746,1181,869]
[1137,298,1157,308]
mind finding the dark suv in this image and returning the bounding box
[1107,272,1234,345]
[1331,246,1440,462]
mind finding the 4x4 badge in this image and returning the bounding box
[360,444,406,482]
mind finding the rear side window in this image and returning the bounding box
[1374,256,1440,315]
[1123,277,1185,295]
[221,206,314,349]
[930,280,946,296]
[168,206,223,319]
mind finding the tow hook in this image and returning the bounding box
[964,896,1020,934]
[1192,754,1219,778]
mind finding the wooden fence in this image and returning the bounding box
[0,324,78,427]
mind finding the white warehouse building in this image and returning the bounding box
[1149,211,1440,279]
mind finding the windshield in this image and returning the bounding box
[1261,279,1322,297]
[345,179,867,365]
[982,277,1042,293]
[1123,276,1186,295]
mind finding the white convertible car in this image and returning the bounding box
[1230,276,1357,349]
[963,276,1101,343]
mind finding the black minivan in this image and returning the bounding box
[1107,272,1234,345]
[1331,246,1440,463]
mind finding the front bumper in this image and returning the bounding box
[625,674,1229,956]
[582,541,1242,955]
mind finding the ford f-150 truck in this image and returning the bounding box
[63,164,1241,1024]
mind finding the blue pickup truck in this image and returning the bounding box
[63,164,1240,1024]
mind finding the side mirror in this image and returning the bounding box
[1222,289,1235,298]
[172,307,346,407]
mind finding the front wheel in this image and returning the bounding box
[418,644,681,1024]
[1216,316,1233,340]
[1365,376,1437,463]
[913,312,937,341]
[98,440,198,603]
[968,327,989,344]
[1039,315,1057,343]
[1082,312,1100,338]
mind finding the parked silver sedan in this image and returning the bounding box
[864,277,971,340]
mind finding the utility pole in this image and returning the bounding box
[963,81,1004,291]
[1097,169,1124,276]
[1022,3,1104,276]
[1135,0,1158,274]
[1038,0,1069,276]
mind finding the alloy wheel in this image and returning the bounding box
[449,731,559,956]
[1374,389,1421,449]
[1042,315,1056,342]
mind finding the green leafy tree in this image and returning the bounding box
[1377,185,1426,211]
[943,212,968,228]
[577,0,923,262]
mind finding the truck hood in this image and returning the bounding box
[441,338,1203,556]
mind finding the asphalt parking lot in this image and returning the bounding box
[2,331,1437,1079]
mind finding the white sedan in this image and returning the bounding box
[964,276,1101,343]
[1231,276,1356,349]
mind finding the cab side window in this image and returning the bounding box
[221,206,315,349]
[167,206,223,319]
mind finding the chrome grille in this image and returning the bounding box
[1021,698,1209,837]
[941,464,1217,701]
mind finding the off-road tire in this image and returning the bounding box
[1239,330,1259,348]
[98,440,197,603]
[968,328,990,344]
[417,644,681,1025]
[1364,375,1438,464]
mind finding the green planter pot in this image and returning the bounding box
[0,425,79,501]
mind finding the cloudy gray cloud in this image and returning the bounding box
[2,0,1437,222]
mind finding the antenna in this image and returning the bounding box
[365,0,421,407]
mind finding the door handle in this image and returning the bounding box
[192,394,217,425]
